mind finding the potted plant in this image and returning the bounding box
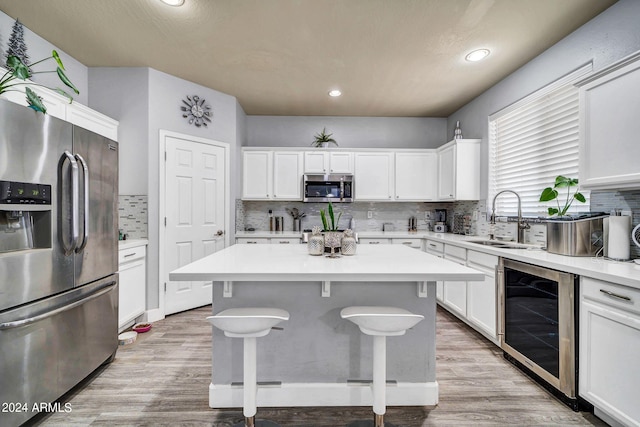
[539,175,586,217]
[320,201,343,257]
[311,127,338,148]
[0,50,79,114]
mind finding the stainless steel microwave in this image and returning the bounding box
[303,174,353,202]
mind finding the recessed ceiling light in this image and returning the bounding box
[328,90,342,97]
[160,0,184,6]
[465,49,490,62]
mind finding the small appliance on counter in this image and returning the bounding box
[434,209,447,233]
[546,212,606,256]
[606,211,632,261]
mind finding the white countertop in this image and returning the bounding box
[118,239,148,250]
[235,230,640,289]
[169,244,484,282]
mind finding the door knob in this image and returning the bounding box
[216,230,224,236]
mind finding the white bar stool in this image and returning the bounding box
[341,306,424,427]
[207,307,290,427]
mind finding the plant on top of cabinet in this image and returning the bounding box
[539,175,586,216]
[1,50,79,114]
[311,127,338,147]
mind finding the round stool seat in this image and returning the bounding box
[207,307,290,338]
[340,306,424,336]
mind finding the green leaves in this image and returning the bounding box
[539,187,558,202]
[539,175,586,217]
[26,87,46,113]
[1,50,79,114]
[57,67,79,94]
[320,201,342,231]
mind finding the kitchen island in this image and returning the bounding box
[169,244,483,409]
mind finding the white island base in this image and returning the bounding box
[169,245,483,409]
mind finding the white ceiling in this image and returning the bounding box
[0,0,617,117]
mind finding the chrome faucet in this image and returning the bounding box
[490,190,530,243]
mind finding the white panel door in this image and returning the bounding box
[165,136,226,315]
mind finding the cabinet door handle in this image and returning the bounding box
[599,289,632,302]
[402,242,412,245]
[278,241,290,244]
[369,241,380,244]
[247,241,258,244]
[124,252,137,258]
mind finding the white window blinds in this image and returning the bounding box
[488,65,592,216]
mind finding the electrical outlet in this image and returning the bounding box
[621,210,632,217]
[424,211,431,219]
[367,211,373,219]
[472,211,478,221]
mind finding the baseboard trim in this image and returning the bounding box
[209,381,438,408]
[144,308,164,323]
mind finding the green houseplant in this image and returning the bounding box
[0,50,79,114]
[539,175,586,216]
[311,127,338,148]
[320,201,342,231]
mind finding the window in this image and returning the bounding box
[488,64,592,216]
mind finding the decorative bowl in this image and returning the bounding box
[133,323,152,333]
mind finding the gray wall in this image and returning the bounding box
[247,116,447,149]
[89,67,243,311]
[0,10,89,106]
[446,0,640,200]
[88,67,150,196]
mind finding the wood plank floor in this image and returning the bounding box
[29,306,606,427]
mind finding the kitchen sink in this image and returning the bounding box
[465,239,542,250]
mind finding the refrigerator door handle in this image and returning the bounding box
[62,150,80,254]
[0,281,116,330]
[74,153,89,252]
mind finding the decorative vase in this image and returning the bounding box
[324,231,342,258]
[454,120,463,140]
[341,229,357,255]
[308,226,324,256]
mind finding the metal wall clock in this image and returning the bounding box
[181,95,212,127]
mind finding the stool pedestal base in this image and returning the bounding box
[231,417,282,427]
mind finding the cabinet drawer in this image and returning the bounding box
[236,238,269,244]
[271,238,301,244]
[425,240,444,254]
[391,238,423,249]
[118,246,146,265]
[444,244,466,261]
[359,238,391,245]
[582,277,640,315]
[467,250,498,274]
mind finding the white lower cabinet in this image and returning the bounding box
[236,237,301,244]
[466,250,498,341]
[425,240,444,301]
[442,245,467,317]
[358,238,391,245]
[580,277,640,427]
[118,244,147,332]
[437,243,498,343]
[391,238,423,249]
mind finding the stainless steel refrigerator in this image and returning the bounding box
[0,100,119,427]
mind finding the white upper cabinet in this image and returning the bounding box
[242,150,272,199]
[354,152,395,200]
[303,151,353,174]
[273,151,303,200]
[0,67,118,140]
[395,152,437,201]
[578,52,640,190]
[242,150,303,200]
[437,139,480,201]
